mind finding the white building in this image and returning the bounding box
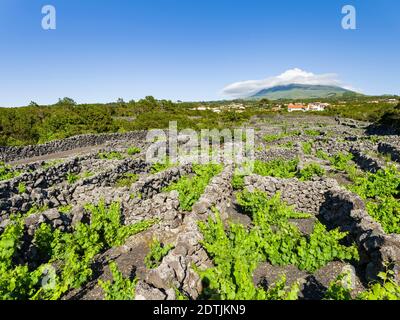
[307,102,329,112]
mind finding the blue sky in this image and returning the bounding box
[0,0,399,106]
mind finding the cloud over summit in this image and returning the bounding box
[221,68,345,98]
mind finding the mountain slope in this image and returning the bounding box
[250,84,361,100]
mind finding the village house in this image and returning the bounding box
[307,102,329,111]
[287,103,307,112]
[287,102,329,112]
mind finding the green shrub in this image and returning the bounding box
[98,151,124,160]
[349,166,399,199]
[198,209,300,300]
[127,146,141,156]
[42,160,63,169]
[357,270,400,300]
[1,201,157,300]
[253,159,299,178]
[297,163,326,181]
[0,162,21,181]
[144,238,174,269]
[115,173,138,188]
[324,271,353,300]
[316,150,330,160]
[58,205,73,214]
[197,191,359,300]
[82,171,94,179]
[98,261,137,300]
[329,152,354,171]
[325,269,400,300]
[150,158,173,174]
[165,164,222,211]
[305,130,322,136]
[17,183,26,194]
[232,174,245,190]
[366,197,400,234]
[302,141,313,155]
[67,173,79,184]
[281,141,294,149]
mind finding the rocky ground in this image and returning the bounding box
[1,115,399,300]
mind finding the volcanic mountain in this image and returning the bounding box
[250,84,361,100]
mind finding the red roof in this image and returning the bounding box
[288,104,305,109]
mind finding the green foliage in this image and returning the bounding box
[25,204,49,217]
[0,162,21,181]
[376,107,400,134]
[316,150,330,160]
[325,270,400,300]
[198,209,300,300]
[329,152,354,171]
[144,238,174,269]
[82,171,94,179]
[98,151,124,160]
[165,164,222,211]
[291,222,359,272]
[236,191,358,272]
[305,130,322,136]
[297,163,326,181]
[263,133,284,143]
[33,223,54,260]
[98,261,137,300]
[253,159,299,178]
[232,174,245,190]
[150,157,173,174]
[127,146,141,156]
[302,141,313,155]
[263,131,300,143]
[115,173,138,188]
[366,197,400,234]
[253,159,325,181]
[0,215,42,300]
[58,205,72,214]
[174,287,189,300]
[1,201,156,300]
[42,160,63,169]
[17,183,26,194]
[357,270,400,300]
[281,141,294,149]
[237,191,311,225]
[67,173,79,184]
[347,166,400,234]
[198,191,358,300]
[350,166,399,199]
[0,98,394,147]
[324,271,353,300]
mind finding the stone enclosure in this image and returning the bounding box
[1,115,400,300]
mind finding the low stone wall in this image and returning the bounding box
[243,174,400,283]
[378,142,400,163]
[0,131,148,163]
[0,157,85,219]
[136,166,234,300]
[320,188,400,282]
[256,147,301,162]
[244,175,336,214]
[350,148,385,173]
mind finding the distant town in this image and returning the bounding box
[188,97,398,114]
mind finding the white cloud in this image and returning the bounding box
[221,68,348,98]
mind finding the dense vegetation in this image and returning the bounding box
[324,151,400,235]
[165,164,222,211]
[0,97,263,146]
[0,201,156,300]
[252,159,325,181]
[1,96,398,147]
[198,191,359,299]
